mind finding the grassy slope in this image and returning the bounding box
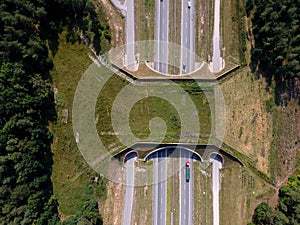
[271,98,300,182]
[50,32,104,216]
[221,0,245,64]
[135,0,155,42]
[221,69,273,175]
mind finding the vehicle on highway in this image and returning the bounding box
[187,1,191,8]
[186,161,190,182]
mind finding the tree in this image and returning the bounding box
[251,172,300,225]
[249,0,300,104]
[253,202,273,225]
[60,200,103,225]
[0,0,59,223]
[272,210,289,225]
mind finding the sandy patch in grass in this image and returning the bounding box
[95,0,125,47]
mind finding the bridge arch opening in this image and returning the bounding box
[209,152,224,165]
[144,146,202,162]
[123,150,138,163]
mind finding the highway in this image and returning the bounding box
[125,0,136,71]
[154,0,169,74]
[210,0,223,73]
[210,156,223,225]
[121,156,135,225]
[181,0,195,74]
[152,150,168,225]
[179,149,193,225]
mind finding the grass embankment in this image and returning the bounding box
[94,0,125,47]
[220,164,276,224]
[193,161,213,224]
[270,96,300,183]
[195,0,210,62]
[135,0,155,42]
[221,69,273,175]
[51,32,107,216]
[207,0,214,61]
[132,160,153,225]
[221,0,246,64]
[219,68,283,223]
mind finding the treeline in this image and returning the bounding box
[249,172,300,225]
[247,0,300,103]
[0,0,59,223]
[0,0,109,224]
[44,0,111,55]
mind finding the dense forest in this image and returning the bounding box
[249,172,300,225]
[0,0,109,224]
[247,1,300,224]
[246,0,300,104]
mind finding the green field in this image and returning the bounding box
[95,78,213,148]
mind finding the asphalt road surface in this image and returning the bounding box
[210,0,223,73]
[121,157,135,225]
[210,157,223,225]
[125,0,136,71]
[154,0,169,73]
[181,0,195,74]
[179,149,193,225]
[152,150,168,225]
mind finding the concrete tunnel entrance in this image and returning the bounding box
[209,152,224,164]
[144,146,203,162]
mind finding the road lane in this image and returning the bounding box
[125,0,136,71]
[181,0,195,74]
[154,0,169,73]
[152,149,168,225]
[179,149,193,225]
[121,157,135,225]
[210,0,224,73]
